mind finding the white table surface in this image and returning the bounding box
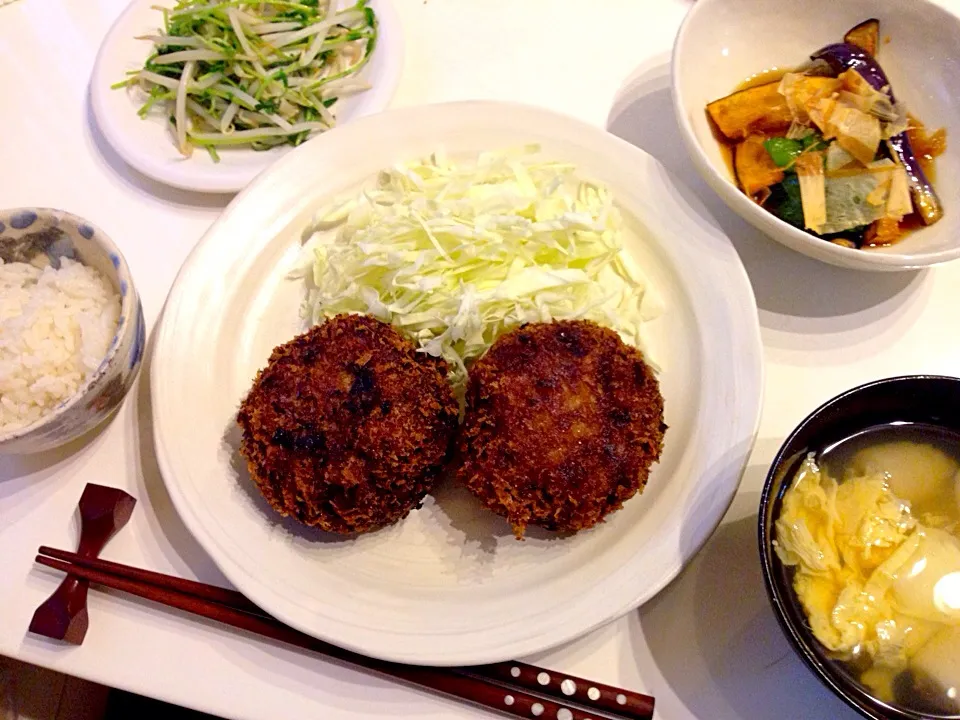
[3,1,960,719]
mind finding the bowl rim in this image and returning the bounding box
[671,0,960,270]
[0,207,139,445]
[758,373,960,720]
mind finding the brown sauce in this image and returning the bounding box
[735,67,789,92]
[907,113,947,184]
[899,213,927,234]
[707,112,738,186]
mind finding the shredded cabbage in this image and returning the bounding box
[296,146,662,389]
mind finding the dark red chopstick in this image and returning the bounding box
[37,547,654,718]
[35,550,654,720]
[37,546,263,616]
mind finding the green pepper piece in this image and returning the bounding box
[801,132,829,152]
[764,137,804,168]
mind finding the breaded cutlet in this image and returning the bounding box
[237,314,459,534]
[457,320,666,537]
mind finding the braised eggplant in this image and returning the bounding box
[843,18,880,57]
[704,19,946,249]
[812,42,944,225]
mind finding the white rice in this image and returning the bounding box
[0,257,121,434]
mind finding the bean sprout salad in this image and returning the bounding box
[114,0,378,161]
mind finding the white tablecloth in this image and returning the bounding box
[2,2,960,718]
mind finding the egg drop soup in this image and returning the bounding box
[776,424,960,717]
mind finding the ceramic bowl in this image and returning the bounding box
[672,0,960,271]
[0,208,145,454]
[759,375,960,720]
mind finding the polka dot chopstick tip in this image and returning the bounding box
[462,660,654,720]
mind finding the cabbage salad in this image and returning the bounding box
[296,146,663,388]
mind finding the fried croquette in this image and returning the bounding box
[237,314,459,534]
[457,320,666,537]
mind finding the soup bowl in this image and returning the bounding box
[759,375,960,720]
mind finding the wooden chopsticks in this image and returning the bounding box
[35,547,654,720]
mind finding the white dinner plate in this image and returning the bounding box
[90,0,402,194]
[152,101,764,666]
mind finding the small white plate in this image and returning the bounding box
[90,0,403,194]
[152,101,764,665]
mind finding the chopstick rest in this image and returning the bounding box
[28,484,136,644]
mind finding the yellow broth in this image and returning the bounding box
[781,423,960,716]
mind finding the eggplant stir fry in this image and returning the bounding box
[707,19,946,248]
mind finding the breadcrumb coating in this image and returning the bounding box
[457,320,666,537]
[238,314,459,534]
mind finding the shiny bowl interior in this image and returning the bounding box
[759,375,960,720]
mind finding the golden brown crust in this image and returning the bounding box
[457,320,666,537]
[237,314,459,534]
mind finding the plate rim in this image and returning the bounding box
[151,99,765,664]
[89,0,404,194]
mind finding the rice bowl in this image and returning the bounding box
[0,208,145,454]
